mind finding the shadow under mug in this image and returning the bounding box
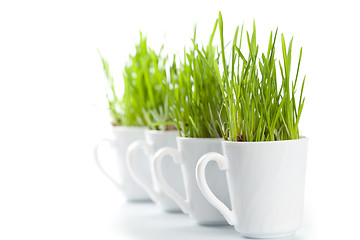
[94,126,152,202]
[196,138,309,238]
[126,130,185,213]
[153,137,231,225]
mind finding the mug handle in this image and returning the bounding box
[196,152,236,225]
[153,147,190,214]
[94,138,124,191]
[126,140,160,202]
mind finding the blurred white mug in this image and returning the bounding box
[126,130,185,212]
[94,126,151,202]
[153,137,230,225]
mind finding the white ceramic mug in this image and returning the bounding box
[94,126,152,202]
[196,138,309,238]
[126,130,185,212]
[153,137,230,225]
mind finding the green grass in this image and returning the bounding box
[98,53,123,126]
[99,14,305,140]
[216,12,305,141]
[169,21,225,138]
[99,33,175,130]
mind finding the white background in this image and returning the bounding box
[1,0,359,239]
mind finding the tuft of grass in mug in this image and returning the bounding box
[99,53,123,126]
[169,20,225,138]
[99,33,175,130]
[215,12,305,142]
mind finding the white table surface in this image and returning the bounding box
[111,200,307,240]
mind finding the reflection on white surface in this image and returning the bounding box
[114,202,306,240]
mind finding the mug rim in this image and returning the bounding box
[177,136,223,141]
[223,136,308,145]
[111,126,147,131]
[146,129,178,134]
